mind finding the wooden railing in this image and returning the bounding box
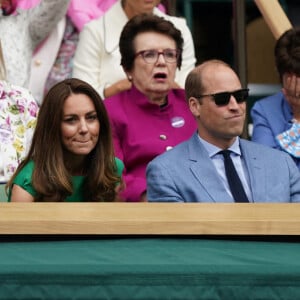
[0,203,299,235]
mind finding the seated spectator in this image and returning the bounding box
[73,0,196,99]
[146,60,300,202]
[0,80,38,182]
[29,15,79,105]
[7,78,124,202]
[104,14,197,202]
[0,0,70,88]
[251,27,300,170]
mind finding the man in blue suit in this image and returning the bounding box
[146,60,300,202]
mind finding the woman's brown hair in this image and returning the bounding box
[275,27,300,82]
[7,78,121,201]
[119,13,183,72]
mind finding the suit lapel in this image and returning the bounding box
[240,140,265,202]
[187,133,233,202]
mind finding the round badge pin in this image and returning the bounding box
[171,116,185,128]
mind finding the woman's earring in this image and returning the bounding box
[127,74,132,81]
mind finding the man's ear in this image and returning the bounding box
[126,73,133,81]
[189,97,201,118]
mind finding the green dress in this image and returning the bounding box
[8,158,124,202]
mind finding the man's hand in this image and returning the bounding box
[104,79,132,99]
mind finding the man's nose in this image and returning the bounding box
[228,95,241,108]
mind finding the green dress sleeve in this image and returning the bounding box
[8,161,36,201]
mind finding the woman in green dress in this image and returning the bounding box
[7,78,124,202]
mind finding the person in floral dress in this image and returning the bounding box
[0,80,38,182]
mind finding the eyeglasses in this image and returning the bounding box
[135,49,179,64]
[194,88,249,106]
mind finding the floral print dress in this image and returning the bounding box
[0,80,38,182]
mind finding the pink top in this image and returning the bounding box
[104,85,197,202]
[67,0,117,31]
[67,0,166,31]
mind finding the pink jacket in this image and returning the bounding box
[104,85,197,202]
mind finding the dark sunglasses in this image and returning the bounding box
[194,88,249,106]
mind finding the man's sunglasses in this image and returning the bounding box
[194,88,249,106]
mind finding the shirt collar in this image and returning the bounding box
[198,135,241,158]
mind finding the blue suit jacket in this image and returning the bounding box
[146,132,300,202]
[251,91,300,170]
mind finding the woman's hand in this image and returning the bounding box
[282,74,300,121]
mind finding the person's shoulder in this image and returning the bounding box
[253,91,283,108]
[241,139,299,177]
[169,88,193,111]
[104,90,128,109]
[0,80,34,99]
[153,8,192,36]
[20,160,35,173]
[0,81,39,119]
[241,139,290,157]
[11,160,36,199]
[251,91,287,120]
[154,8,187,27]
[170,88,185,98]
[82,16,103,31]
[104,91,129,121]
[14,160,34,184]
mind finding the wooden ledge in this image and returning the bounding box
[0,203,300,235]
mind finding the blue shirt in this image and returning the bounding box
[198,136,253,202]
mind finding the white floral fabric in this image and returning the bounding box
[276,122,300,158]
[0,80,38,182]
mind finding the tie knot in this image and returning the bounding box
[219,150,231,158]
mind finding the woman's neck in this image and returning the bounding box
[64,155,87,176]
[153,97,168,106]
[122,0,153,19]
[147,92,168,106]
